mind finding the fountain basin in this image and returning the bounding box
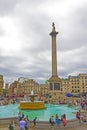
[0,104,81,121]
[19,101,46,110]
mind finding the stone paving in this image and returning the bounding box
[0,123,87,130]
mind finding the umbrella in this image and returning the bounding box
[66,93,73,97]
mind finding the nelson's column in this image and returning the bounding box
[49,23,62,92]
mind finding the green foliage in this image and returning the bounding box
[45,80,49,84]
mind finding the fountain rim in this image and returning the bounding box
[28,94,38,97]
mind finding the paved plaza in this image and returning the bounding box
[0,123,87,130]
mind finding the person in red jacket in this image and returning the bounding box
[61,114,67,126]
[76,112,80,120]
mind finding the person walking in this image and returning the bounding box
[8,120,15,130]
[49,116,55,126]
[25,118,29,130]
[19,117,26,130]
[18,111,21,121]
[61,114,67,127]
[32,117,37,130]
[55,114,61,127]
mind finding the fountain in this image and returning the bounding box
[19,91,46,110]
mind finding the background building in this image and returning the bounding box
[17,77,40,95]
[0,75,4,95]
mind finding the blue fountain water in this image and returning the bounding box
[0,103,80,121]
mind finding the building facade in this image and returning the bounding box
[0,75,4,95]
[62,74,87,94]
[17,78,40,95]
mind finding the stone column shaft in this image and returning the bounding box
[49,23,58,77]
[52,36,57,76]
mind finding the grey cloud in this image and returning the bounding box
[0,0,87,84]
[57,4,87,52]
[0,0,18,16]
[0,53,51,83]
[0,26,5,36]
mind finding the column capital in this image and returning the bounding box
[49,22,59,36]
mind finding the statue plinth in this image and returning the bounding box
[49,75,61,82]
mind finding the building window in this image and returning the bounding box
[54,83,60,90]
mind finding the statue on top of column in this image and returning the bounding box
[52,22,55,32]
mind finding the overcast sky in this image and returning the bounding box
[0,0,87,84]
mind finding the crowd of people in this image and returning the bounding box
[8,112,37,130]
[76,110,87,123]
[7,110,87,130]
[18,112,37,130]
[8,112,67,130]
[49,113,67,127]
[7,96,87,130]
[81,100,87,110]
